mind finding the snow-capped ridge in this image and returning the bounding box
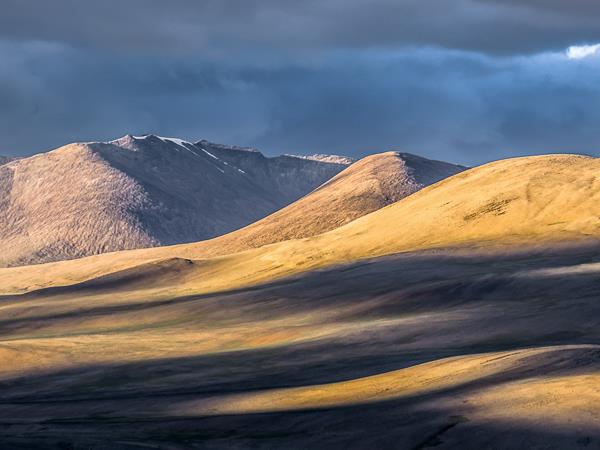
[108,134,194,148]
[105,134,250,176]
[288,154,355,165]
[107,135,353,168]
[155,136,194,148]
[0,135,351,267]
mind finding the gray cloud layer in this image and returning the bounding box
[4,0,600,55]
[1,1,600,164]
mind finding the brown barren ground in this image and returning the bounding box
[1,154,600,448]
[1,244,600,448]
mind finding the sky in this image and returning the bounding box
[1,0,600,165]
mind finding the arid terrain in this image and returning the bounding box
[0,152,599,448]
[4,0,600,447]
[1,244,599,449]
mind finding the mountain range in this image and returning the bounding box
[0,135,349,267]
[3,153,594,296]
[164,150,466,260]
[2,141,599,448]
[0,136,465,267]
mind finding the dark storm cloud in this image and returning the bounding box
[0,41,272,153]
[2,42,600,164]
[3,0,600,55]
[1,1,600,164]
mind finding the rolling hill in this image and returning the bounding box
[1,153,600,448]
[0,135,348,267]
[170,151,466,259]
[1,153,596,297]
[1,242,599,448]
[171,153,600,297]
[0,151,466,294]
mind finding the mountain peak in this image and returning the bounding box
[0,138,348,267]
[108,134,194,148]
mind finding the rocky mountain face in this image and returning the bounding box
[0,135,348,267]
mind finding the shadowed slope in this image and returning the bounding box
[171,345,600,416]
[0,156,15,166]
[1,245,600,448]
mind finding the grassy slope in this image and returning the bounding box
[2,151,600,446]
[1,245,600,448]
[0,151,465,294]
[2,153,598,298]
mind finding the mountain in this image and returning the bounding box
[0,151,465,292]
[179,151,466,259]
[0,135,348,267]
[1,155,600,448]
[2,153,596,297]
[179,153,600,296]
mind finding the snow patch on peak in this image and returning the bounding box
[108,134,194,149]
[287,154,355,165]
[106,134,134,144]
[106,134,233,174]
[155,136,194,148]
[199,147,219,160]
[198,147,247,174]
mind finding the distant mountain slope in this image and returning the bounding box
[0,135,348,267]
[176,153,600,296]
[182,151,466,258]
[3,153,597,296]
[0,156,15,165]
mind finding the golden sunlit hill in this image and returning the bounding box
[1,153,598,297]
[2,153,600,448]
[165,151,467,259]
[0,151,465,294]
